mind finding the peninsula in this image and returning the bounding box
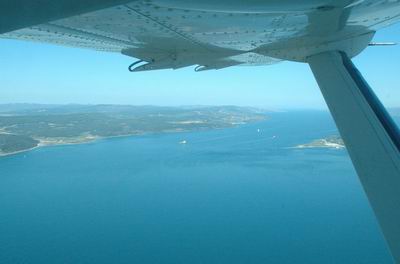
[296,136,345,149]
[0,104,267,156]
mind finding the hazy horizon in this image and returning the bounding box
[0,102,399,111]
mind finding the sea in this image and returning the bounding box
[0,111,394,264]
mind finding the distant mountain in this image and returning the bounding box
[0,104,267,115]
[0,103,60,113]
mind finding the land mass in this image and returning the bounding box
[0,104,267,156]
[294,108,400,150]
[296,136,345,149]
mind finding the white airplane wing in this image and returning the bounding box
[2,1,400,71]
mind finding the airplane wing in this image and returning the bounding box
[2,0,400,71]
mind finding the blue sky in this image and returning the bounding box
[0,23,399,110]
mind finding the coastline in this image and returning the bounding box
[293,138,345,150]
[0,124,255,158]
[0,145,41,157]
[0,105,268,158]
[0,134,134,158]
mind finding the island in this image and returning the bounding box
[295,136,345,149]
[293,108,400,150]
[0,104,267,156]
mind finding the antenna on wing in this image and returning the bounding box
[368,42,397,46]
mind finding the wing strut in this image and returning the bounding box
[308,51,400,263]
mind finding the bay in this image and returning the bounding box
[0,111,392,263]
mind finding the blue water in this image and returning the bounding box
[0,111,393,263]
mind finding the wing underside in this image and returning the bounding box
[1,0,400,71]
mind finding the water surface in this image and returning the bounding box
[0,111,392,263]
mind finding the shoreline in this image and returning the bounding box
[0,122,261,158]
[292,138,345,150]
[0,145,41,157]
[0,133,143,158]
